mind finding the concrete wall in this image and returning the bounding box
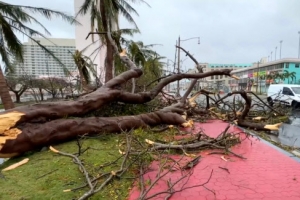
[284,63,300,84]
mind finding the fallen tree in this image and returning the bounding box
[0,34,283,158]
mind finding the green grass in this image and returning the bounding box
[0,134,130,200]
[0,128,177,200]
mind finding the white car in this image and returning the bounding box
[267,84,300,107]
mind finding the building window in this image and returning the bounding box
[296,64,299,68]
[286,63,289,68]
[211,75,214,80]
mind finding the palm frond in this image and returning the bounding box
[0,14,23,62]
[76,0,95,16]
[7,4,78,25]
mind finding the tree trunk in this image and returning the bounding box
[59,89,64,99]
[0,67,14,110]
[0,110,186,158]
[39,88,44,101]
[105,37,114,83]
[100,2,114,83]
[15,93,21,103]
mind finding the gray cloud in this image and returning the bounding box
[6,0,300,70]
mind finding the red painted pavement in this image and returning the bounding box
[128,120,300,200]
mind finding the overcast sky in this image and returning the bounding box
[7,0,300,71]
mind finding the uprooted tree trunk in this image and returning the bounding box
[0,34,283,158]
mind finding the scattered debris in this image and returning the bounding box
[2,158,29,172]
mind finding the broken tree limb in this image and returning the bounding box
[0,111,186,158]
[2,69,234,125]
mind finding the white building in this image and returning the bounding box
[74,0,106,83]
[16,37,76,77]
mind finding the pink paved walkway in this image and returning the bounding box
[128,120,300,200]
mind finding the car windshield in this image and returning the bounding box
[291,87,300,94]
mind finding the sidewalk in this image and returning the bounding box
[128,120,300,200]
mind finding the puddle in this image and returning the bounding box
[278,110,300,148]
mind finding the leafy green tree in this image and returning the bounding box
[0,1,77,109]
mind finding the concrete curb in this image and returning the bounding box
[233,124,300,163]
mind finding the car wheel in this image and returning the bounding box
[267,97,273,107]
[292,101,298,109]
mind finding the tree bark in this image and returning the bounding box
[15,93,21,103]
[38,88,44,101]
[0,110,186,158]
[0,67,14,109]
[100,2,114,83]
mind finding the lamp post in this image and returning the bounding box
[256,61,259,93]
[271,51,273,61]
[176,36,200,97]
[280,40,282,59]
[275,46,277,60]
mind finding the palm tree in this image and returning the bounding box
[273,72,285,84]
[283,70,296,84]
[0,1,77,109]
[72,50,98,92]
[77,0,149,83]
[126,41,160,93]
[126,40,158,65]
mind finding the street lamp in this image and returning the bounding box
[256,61,260,93]
[275,46,277,60]
[176,36,200,97]
[271,51,273,61]
[280,40,283,59]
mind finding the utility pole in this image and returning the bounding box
[256,61,259,94]
[275,46,277,60]
[271,51,273,61]
[177,36,181,97]
[280,40,282,59]
[175,36,200,96]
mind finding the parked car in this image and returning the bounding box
[267,84,300,107]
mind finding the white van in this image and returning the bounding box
[267,84,300,107]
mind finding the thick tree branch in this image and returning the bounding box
[175,45,202,72]
[0,110,186,158]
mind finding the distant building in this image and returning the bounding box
[205,63,253,87]
[230,58,300,93]
[187,63,252,91]
[16,37,76,78]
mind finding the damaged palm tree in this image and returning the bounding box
[72,50,99,92]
